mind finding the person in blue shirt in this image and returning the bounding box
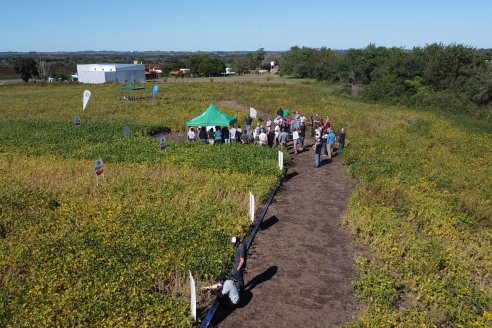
[215,127,223,144]
[328,129,336,158]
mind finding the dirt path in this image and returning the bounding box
[213,137,363,328]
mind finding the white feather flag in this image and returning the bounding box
[83,90,91,111]
[249,107,257,118]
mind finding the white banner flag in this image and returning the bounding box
[83,90,91,111]
[189,271,196,321]
[278,151,284,170]
[249,107,257,118]
[249,192,255,223]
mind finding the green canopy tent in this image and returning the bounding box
[120,82,145,101]
[186,103,237,127]
[119,82,145,91]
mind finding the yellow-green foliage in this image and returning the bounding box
[0,83,285,326]
[1,81,491,326]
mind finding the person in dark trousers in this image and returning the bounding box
[199,127,208,144]
[223,127,230,144]
[231,236,247,290]
[338,128,346,155]
[267,129,275,147]
[314,138,322,168]
[245,114,253,137]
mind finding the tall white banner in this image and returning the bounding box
[249,192,255,223]
[249,107,257,118]
[278,151,284,170]
[83,90,91,111]
[189,271,196,321]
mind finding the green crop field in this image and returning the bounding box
[0,83,286,326]
[0,81,491,326]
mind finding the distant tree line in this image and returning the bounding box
[281,44,492,114]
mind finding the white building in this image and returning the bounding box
[76,64,145,84]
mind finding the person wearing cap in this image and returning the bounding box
[231,237,247,290]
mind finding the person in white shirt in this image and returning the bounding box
[266,118,272,133]
[230,126,237,143]
[292,128,300,154]
[274,124,281,146]
[299,114,306,125]
[187,128,196,142]
[259,129,268,146]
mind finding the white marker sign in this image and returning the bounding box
[249,107,257,118]
[189,271,196,321]
[124,126,130,138]
[278,151,284,170]
[249,192,255,223]
[83,90,91,111]
[74,116,81,126]
[94,159,104,178]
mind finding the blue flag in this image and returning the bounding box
[152,85,159,98]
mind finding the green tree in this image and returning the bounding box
[197,57,225,76]
[280,46,315,78]
[12,57,39,82]
[187,53,209,75]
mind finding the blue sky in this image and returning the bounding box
[2,0,491,52]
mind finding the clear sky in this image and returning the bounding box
[2,0,491,52]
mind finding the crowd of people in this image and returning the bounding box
[186,108,346,168]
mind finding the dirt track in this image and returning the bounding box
[213,138,363,327]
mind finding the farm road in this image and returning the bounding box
[214,138,363,327]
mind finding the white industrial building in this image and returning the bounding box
[76,64,145,84]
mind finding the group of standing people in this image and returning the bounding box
[186,108,347,169]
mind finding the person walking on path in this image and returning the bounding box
[314,138,322,168]
[292,128,300,154]
[231,236,247,290]
[278,128,289,150]
[338,128,346,155]
[322,129,329,157]
[299,123,306,151]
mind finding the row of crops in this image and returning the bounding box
[0,83,286,326]
[1,81,491,326]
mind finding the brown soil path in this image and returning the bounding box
[213,137,363,328]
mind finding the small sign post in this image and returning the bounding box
[249,192,255,223]
[160,136,167,151]
[74,116,81,126]
[278,151,283,171]
[189,271,197,321]
[124,126,130,138]
[94,159,104,184]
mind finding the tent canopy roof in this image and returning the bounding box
[119,82,144,90]
[186,103,237,127]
